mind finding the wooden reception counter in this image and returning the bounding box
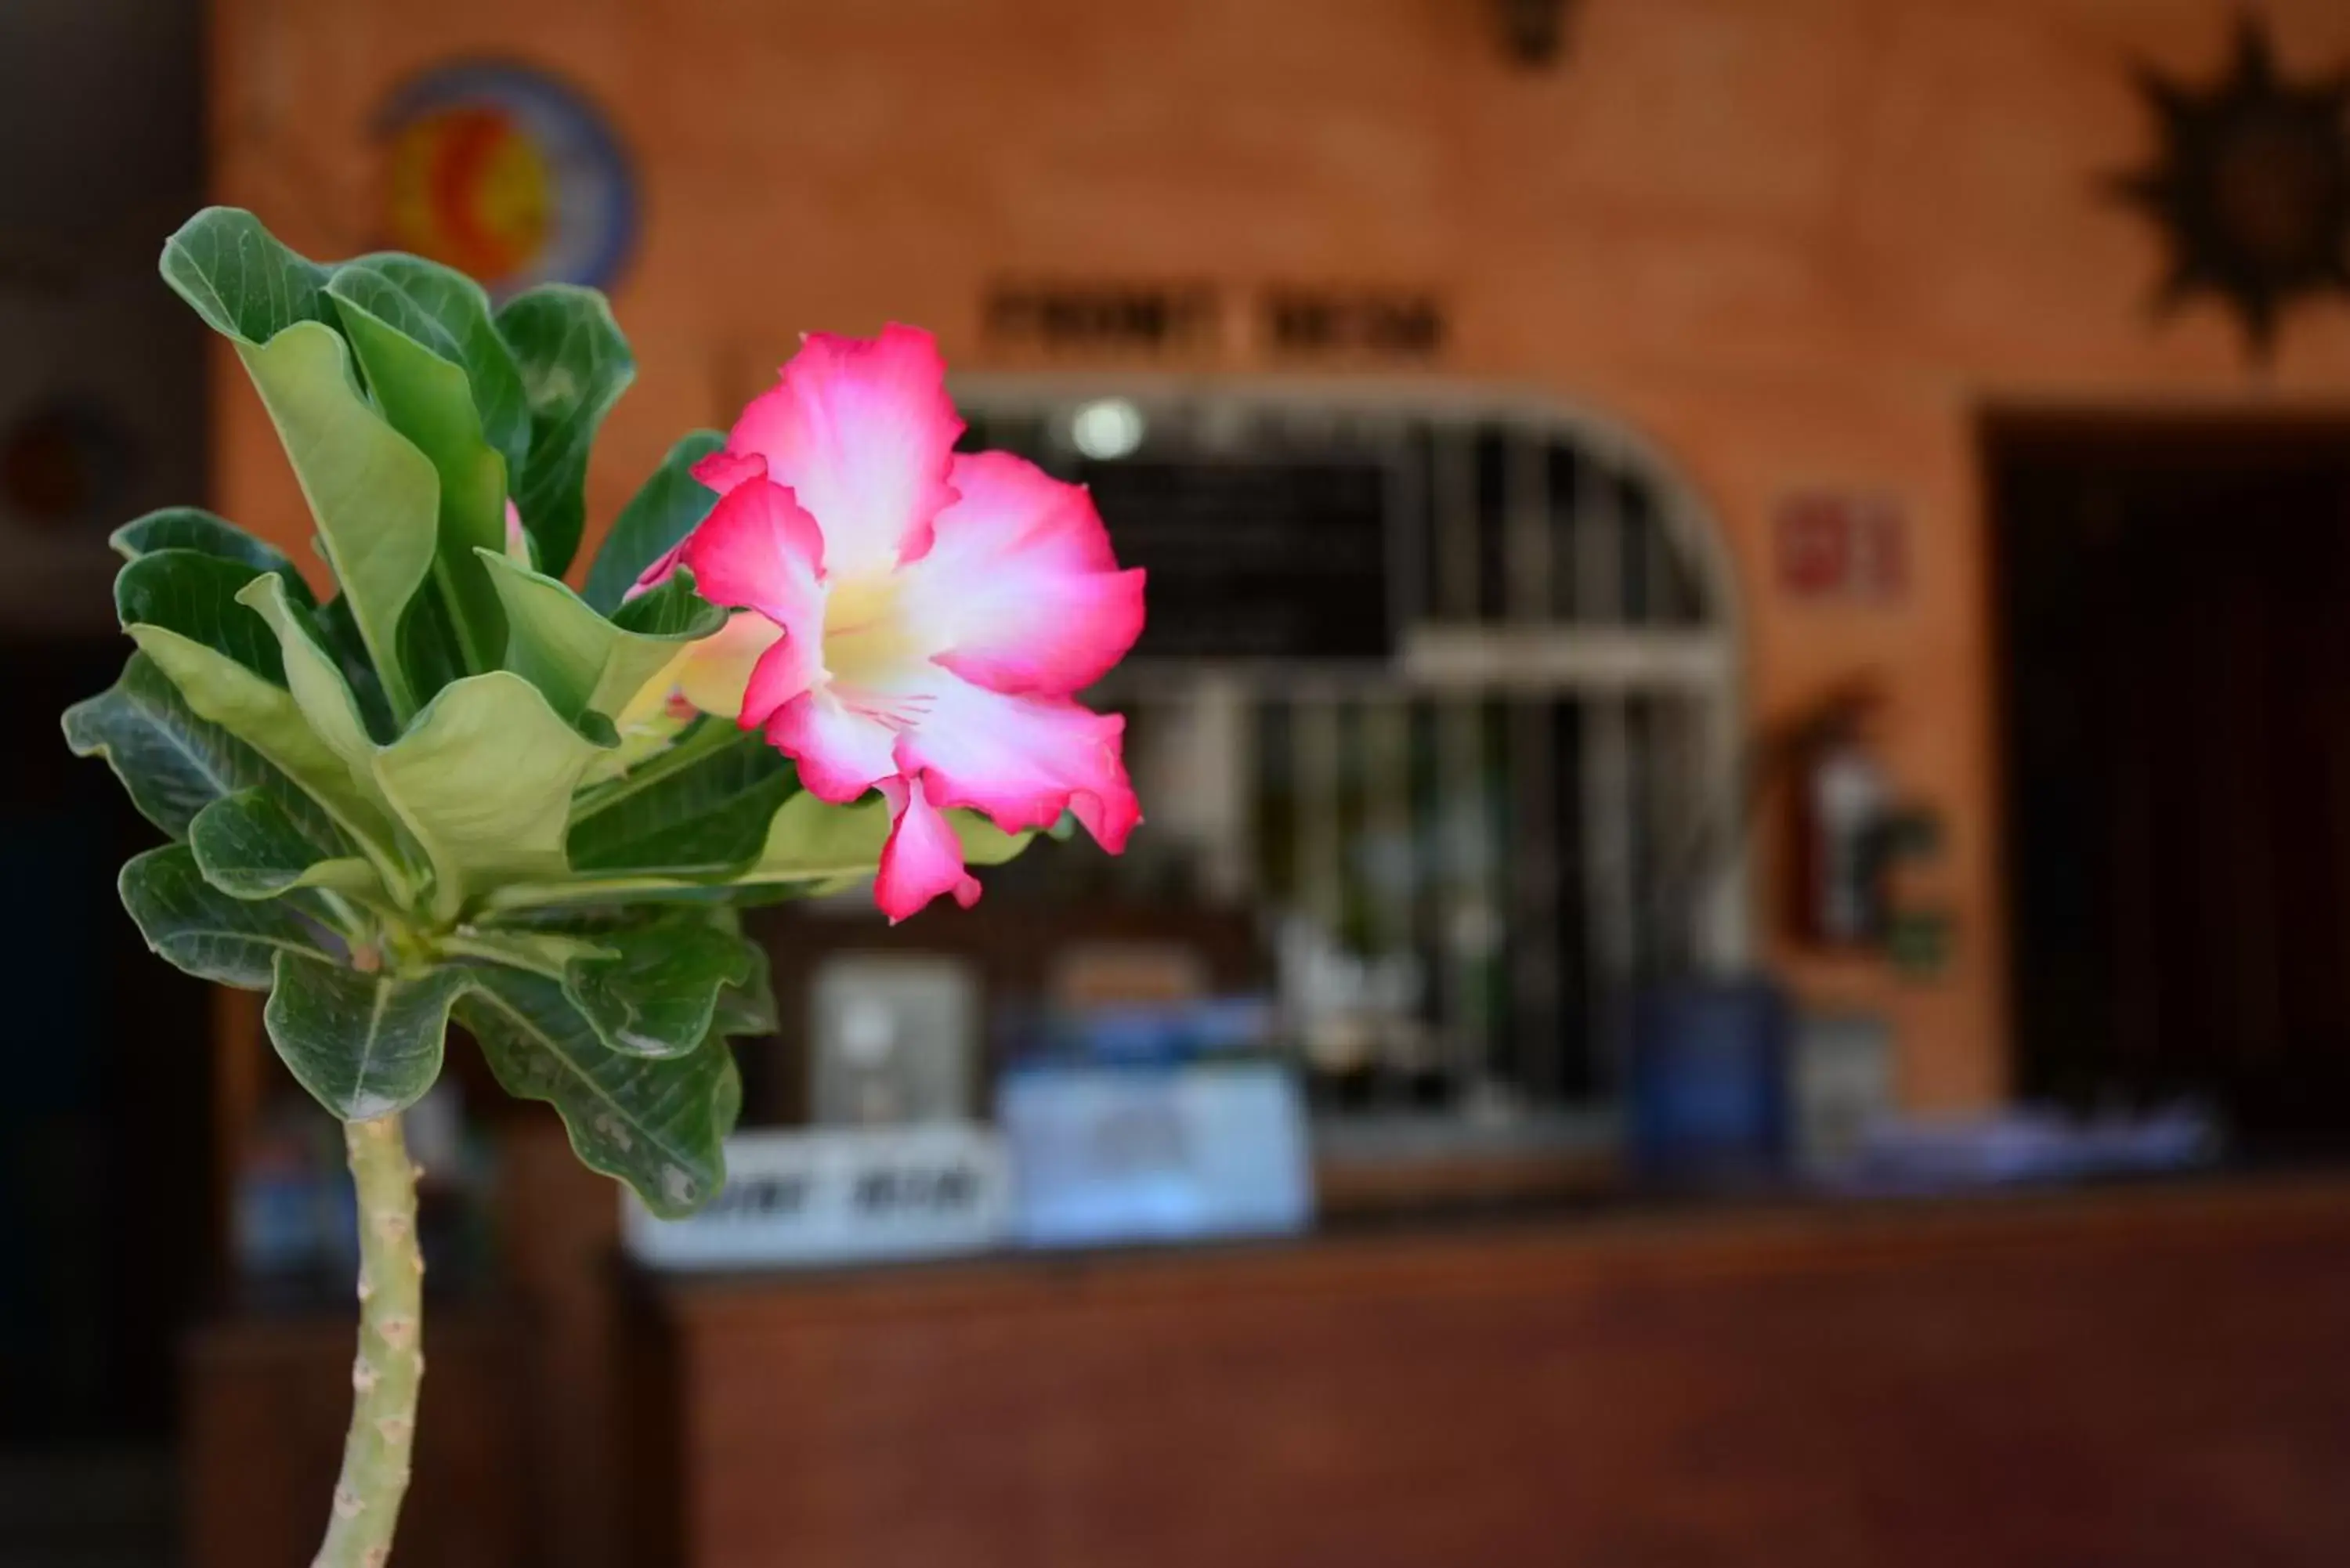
[630,1176,2350,1568]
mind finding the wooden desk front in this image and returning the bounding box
[640,1179,2350,1568]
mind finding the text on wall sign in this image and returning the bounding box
[984,280,1446,363]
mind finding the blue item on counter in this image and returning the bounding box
[997,1057,1313,1248]
[1831,1103,2222,1194]
[1628,977,1792,1186]
[1047,995,1277,1065]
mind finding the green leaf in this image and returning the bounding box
[394,587,475,710]
[331,269,513,677]
[160,210,440,722]
[128,623,406,856]
[230,320,440,723]
[583,431,725,613]
[483,775,1033,914]
[497,284,634,577]
[64,652,285,839]
[371,671,610,922]
[565,721,797,878]
[231,578,418,900]
[265,952,467,1121]
[609,565,728,640]
[562,915,754,1058]
[237,574,380,773]
[311,593,397,743]
[433,927,617,977]
[327,255,530,479]
[510,877,847,912]
[475,550,708,731]
[157,206,334,345]
[711,948,779,1038]
[475,555,609,719]
[190,787,378,901]
[456,966,738,1217]
[114,550,284,683]
[110,507,315,609]
[118,844,340,988]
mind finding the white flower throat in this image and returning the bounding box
[819,572,937,710]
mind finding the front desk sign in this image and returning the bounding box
[623,1125,1010,1270]
[984,281,1221,356]
[985,280,1445,365]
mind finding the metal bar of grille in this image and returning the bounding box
[1509,696,1561,1104]
[1192,675,1256,905]
[1508,421,1553,623]
[1294,695,1347,934]
[1363,694,1416,962]
[1437,697,1491,1096]
[1437,422,1480,621]
[1645,482,1679,625]
[1583,694,1634,1086]
[1575,446,1625,626]
[1694,685,1748,970]
[1640,695,1684,977]
[1383,417,1427,635]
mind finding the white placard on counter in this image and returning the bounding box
[998,1059,1314,1248]
[624,1124,1010,1270]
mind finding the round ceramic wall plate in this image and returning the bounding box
[374,60,638,297]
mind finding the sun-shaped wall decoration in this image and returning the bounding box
[2111,18,2350,359]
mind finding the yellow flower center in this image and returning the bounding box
[821,573,928,694]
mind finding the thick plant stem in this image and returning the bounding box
[315,1115,424,1568]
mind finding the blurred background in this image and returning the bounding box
[8,0,2350,1563]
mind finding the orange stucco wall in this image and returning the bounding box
[208,0,2350,1111]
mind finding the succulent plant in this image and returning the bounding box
[61,208,1091,1567]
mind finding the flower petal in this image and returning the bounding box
[675,612,790,720]
[625,538,688,601]
[905,451,1146,696]
[678,477,826,624]
[764,688,902,804]
[634,453,775,600]
[874,775,982,922]
[895,675,1138,851]
[725,325,962,577]
[732,625,821,731]
[689,448,767,497]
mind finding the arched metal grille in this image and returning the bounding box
[956,381,1746,1139]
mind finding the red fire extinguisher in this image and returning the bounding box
[1783,684,1893,948]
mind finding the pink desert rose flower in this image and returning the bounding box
[638,325,1144,920]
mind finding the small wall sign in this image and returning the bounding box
[984,281,1221,356]
[623,1124,1010,1270]
[985,280,1446,364]
[1774,491,1907,604]
[1260,287,1444,360]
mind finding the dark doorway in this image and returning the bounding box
[1,0,211,1560]
[1990,417,2350,1151]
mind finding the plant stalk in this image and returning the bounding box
[316,1114,425,1568]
